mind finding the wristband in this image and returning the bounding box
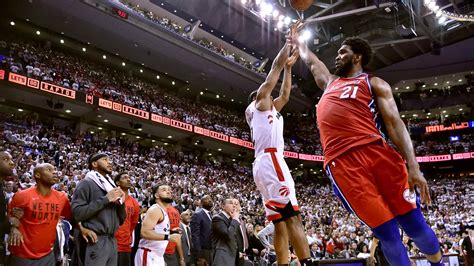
[164,234,169,240]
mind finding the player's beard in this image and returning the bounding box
[334,58,353,77]
[160,196,173,203]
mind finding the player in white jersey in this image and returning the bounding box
[134,184,181,266]
[245,36,314,266]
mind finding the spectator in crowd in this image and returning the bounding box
[8,163,71,265]
[191,195,213,266]
[257,222,277,265]
[233,199,248,266]
[462,229,474,266]
[71,153,126,266]
[246,224,266,263]
[114,172,140,266]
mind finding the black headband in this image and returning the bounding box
[88,153,108,169]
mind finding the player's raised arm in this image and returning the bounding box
[255,43,290,111]
[288,22,336,90]
[273,49,299,112]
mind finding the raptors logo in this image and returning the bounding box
[279,186,290,197]
[268,115,273,124]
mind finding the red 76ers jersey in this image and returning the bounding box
[316,73,385,167]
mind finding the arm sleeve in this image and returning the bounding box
[117,201,126,225]
[71,180,109,222]
[130,200,140,232]
[256,223,273,248]
[190,214,202,254]
[61,193,72,221]
[211,216,240,241]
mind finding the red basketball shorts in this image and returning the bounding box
[325,141,416,228]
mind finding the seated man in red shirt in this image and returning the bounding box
[8,163,71,265]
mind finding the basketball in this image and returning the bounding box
[289,0,313,11]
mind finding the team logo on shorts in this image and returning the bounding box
[268,115,273,124]
[279,186,290,197]
[403,189,416,204]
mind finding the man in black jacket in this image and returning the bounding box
[0,150,17,264]
[462,229,473,266]
[71,153,126,266]
[211,198,241,266]
[233,199,248,266]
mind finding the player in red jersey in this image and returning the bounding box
[8,163,71,265]
[288,23,443,266]
[114,173,140,266]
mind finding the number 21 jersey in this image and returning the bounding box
[316,73,385,167]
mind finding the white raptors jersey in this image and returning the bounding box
[245,101,284,157]
[138,204,170,256]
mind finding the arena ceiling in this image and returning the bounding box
[1,0,474,109]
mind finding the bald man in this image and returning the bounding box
[8,163,71,266]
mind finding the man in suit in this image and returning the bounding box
[190,195,213,266]
[180,209,192,265]
[211,198,241,266]
[233,199,248,266]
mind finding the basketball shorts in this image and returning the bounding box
[134,248,165,266]
[325,141,416,228]
[253,148,299,222]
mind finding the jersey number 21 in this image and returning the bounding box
[340,86,359,99]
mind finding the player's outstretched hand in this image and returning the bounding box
[408,167,431,206]
[286,49,299,67]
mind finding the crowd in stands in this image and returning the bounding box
[116,0,263,73]
[1,110,473,264]
[399,83,472,100]
[2,35,472,157]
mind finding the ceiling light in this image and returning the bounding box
[172,81,175,85]
[167,135,172,138]
[284,16,291,25]
[216,95,220,98]
[10,21,15,26]
[90,131,95,134]
[277,21,284,29]
[446,81,449,84]
[138,128,142,131]
[136,136,140,139]
[438,16,447,24]
[104,119,109,123]
[459,108,463,111]
[156,75,160,79]
[434,83,438,86]
[102,55,106,59]
[152,140,156,143]
[36,30,40,35]
[458,79,462,82]
[98,127,103,130]
[208,153,212,156]
[121,133,126,136]
[395,87,398,90]
[401,115,405,118]
[218,148,222,151]
[65,109,71,113]
[122,62,126,66]
[82,47,86,52]
[427,112,431,115]
[200,91,204,95]
[18,109,23,112]
[140,69,143,73]
[231,99,234,102]
[406,86,410,89]
[442,110,446,113]
[422,84,426,88]
[60,39,64,44]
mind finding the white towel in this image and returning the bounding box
[85,170,123,204]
